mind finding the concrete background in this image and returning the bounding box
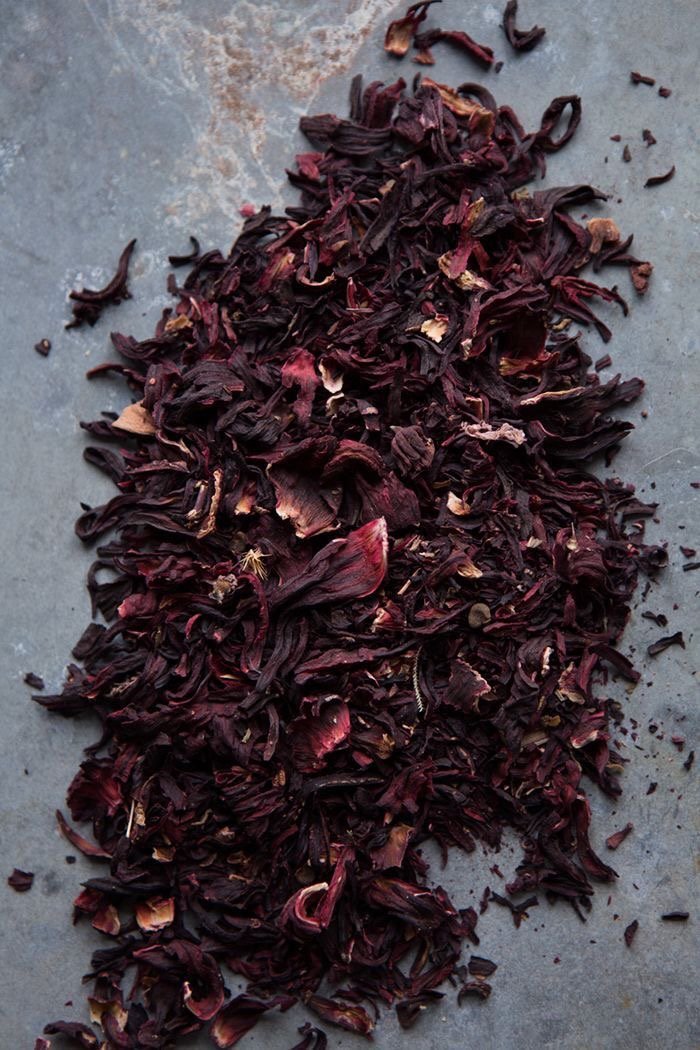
[0,1,697,1047]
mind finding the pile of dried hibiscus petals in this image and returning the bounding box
[36,68,666,1050]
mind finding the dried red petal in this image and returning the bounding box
[307,994,374,1036]
[502,0,546,51]
[271,518,388,609]
[289,700,351,772]
[281,348,321,427]
[56,810,112,860]
[384,1,438,57]
[66,239,136,329]
[606,823,634,850]
[43,1022,99,1049]
[135,896,175,931]
[7,868,34,892]
[211,995,293,1048]
[624,919,639,946]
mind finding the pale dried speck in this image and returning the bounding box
[125,799,136,839]
[240,547,270,579]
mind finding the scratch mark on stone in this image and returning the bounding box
[642,448,699,471]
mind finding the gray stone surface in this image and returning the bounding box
[0,1,697,1047]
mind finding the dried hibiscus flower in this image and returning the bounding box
[66,239,136,329]
[8,868,34,892]
[35,16,666,1049]
[384,0,439,57]
[502,0,546,52]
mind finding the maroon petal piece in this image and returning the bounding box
[384,1,440,57]
[211,995,293,1048]
[7,868,34,892]
[271,518,388,609]
[43,1022,99,1049]
[307,995,374,1036]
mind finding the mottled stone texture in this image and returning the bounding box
[0,1,697,1047]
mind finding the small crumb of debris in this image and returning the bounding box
[34,338,51,357]
[624,919,639,946]
[7,868,34,892]
[606,822,634,850]
[468,602,492,628]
